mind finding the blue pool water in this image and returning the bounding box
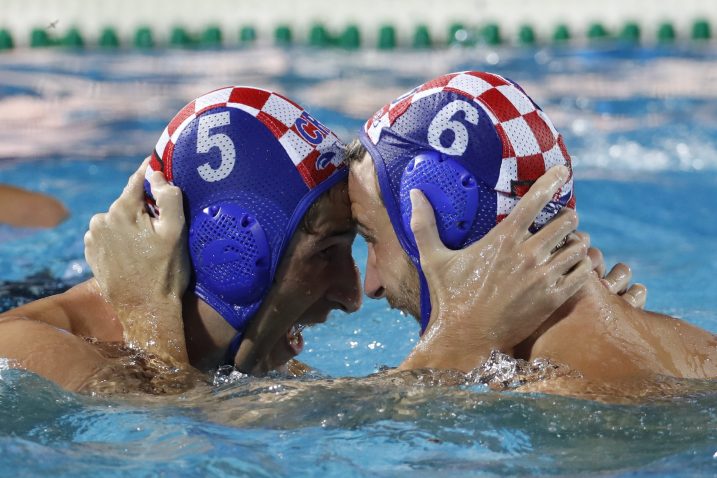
[0,45,716,476]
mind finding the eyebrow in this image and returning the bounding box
[316,225,356,242]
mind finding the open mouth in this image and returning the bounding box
[286,323,305,356]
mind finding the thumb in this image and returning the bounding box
[410,189,446,267]
[122,157,150,209]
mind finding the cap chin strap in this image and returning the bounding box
[225,332,245,366]
[417,268,432,333]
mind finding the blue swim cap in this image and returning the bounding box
[145,86,348,357]
[359,71,575,333]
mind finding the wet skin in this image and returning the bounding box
[348,156,420,320]
[0,158,662,394]
[0,184,68,228]
[83,160,606,383]
[348,152,717,387]
[0,180,360,389]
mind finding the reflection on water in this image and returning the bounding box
[0,270,76,311]
[1,47,717,170]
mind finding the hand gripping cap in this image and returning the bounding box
[145,86,348,344]
[359,71,576,333]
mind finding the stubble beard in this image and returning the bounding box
[385,253,422,323]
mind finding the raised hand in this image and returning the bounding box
[84,159,191,367]
[400,165,592,372]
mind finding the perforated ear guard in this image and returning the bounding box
[397,150,489,332]
[145,86,349,363]
[142,186,273,331]
[190,202,271,308]
[399,151,480,250]
[362,71,575,337]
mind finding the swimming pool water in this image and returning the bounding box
[0,45,716,477]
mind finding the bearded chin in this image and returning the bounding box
[386,267,421,322]
[386,292,419,319]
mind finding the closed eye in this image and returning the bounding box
[315,230,356,258]
[355,223,375,244]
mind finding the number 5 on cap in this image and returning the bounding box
[196,111,236,182]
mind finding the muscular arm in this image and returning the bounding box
[399,166,647,372]
[88,163,644,381]
[642,310,717,378]
[524,277,717,384]
[0,280,121,341]
[87,163,579,376]
[400,167,592,371]
[0,316,114,392]
[0,166,188,392]
[0,290,75,331]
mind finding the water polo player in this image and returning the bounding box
[139,86,363,373]
[0,82,641,393]
[81,83,644,385]
[0,87,366,390]
[349,71,717,386]
[0,184,68,228]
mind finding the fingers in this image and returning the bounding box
[508,165,569,234]
[553,255,593,303]
[410,189,445,266]
[525,208,579,263]
[83,228,94,264]
[87,212,107,233]
[149,171,185,237]
[110,158,151,221]
[602,262,632,295]
[547,232,590,277]
[588,247,606,278]
[601,262,647,308]
[622,284,647,309]
[84,213,107,266]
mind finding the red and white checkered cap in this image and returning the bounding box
[143,86,350,341]
[148,86,346,190]
[364,71,575,225]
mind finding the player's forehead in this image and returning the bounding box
[348,152,398,248]
[348,153,380,218]
[307,181,353,236]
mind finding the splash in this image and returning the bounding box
[79,341,205,396]
[467,350,572,390]
[0,357,16,373]
[212,365,249,387]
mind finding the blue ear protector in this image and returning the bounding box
[189,203,271,307]
[398,150,480,332]
[399,151,480,250]
[148,87,351,370]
